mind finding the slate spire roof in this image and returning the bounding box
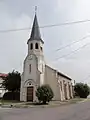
[28,14,44,43]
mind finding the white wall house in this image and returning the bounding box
[20,13,73,102]
[0,73,7,98]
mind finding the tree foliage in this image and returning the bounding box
[2,70,21,92]
[74,83,90,98]
[36,84,54,104]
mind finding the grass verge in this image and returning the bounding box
[0,98,89,108]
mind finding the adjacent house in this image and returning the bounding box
[20,13,73,102]
[0,73,7,98]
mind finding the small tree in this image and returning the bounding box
[74,83,90,98]
[36,84,54,104]
[2,70,21,92]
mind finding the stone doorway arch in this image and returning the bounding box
[23,79,36,102]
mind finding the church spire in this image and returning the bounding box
[28,8,44,43]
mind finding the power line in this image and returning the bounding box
[41,19,90,28]
[55,34,90,52]
[82,74,90,82]
[54,42,90,61]
[0,19,90,33]
[0,27,30,33]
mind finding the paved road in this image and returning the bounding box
[0,101,90,120]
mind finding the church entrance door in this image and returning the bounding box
[27,86,33,102]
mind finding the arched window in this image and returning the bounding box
[30,43,33,50]
[40,46,43,51]
[29,64,31,73]
[35,43,38,49]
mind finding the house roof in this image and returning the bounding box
[27,14,44,44]
[0,73,8,78]
[46,65,72,80]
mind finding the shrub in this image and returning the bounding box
[36,84,54,104]
[74,83,90,98]
[3,92,20,101]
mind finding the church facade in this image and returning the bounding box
[20,13,73,102]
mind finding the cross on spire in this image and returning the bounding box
[35,6,37,14]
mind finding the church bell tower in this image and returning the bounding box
[20,10,45,102]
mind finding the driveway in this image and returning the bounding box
[0,100,90,120]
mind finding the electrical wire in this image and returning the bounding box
[55,34,90,52]
[54,42,90,61]
[0,19,90,33]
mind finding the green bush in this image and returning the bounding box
[74,83,90,98]
[3,92,20,101]
[36,84,54,104]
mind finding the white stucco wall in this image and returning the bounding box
[20,54,40,102]
[0,78,6,98]
[44,65,61,101]
[57,76,65,101]
[23,55,39,84]
[44,65,73,101]
[57,74,73,100]
[28,40,44,56]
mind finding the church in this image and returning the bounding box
[20,13,73,102]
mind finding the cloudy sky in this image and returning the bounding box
[0,0,90,84]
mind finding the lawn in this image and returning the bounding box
[0,99,20,105]
[68,98,85,104]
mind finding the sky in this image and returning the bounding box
[0,0,90,84]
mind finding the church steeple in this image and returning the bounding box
[28,13,44,43]
[27,11,44,56]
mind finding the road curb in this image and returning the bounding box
[77,99,89,104]
[1,99,89,109]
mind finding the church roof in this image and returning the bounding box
[46,65,72,80]
[28,14,44,43]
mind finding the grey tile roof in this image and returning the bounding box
[28,14,44,43]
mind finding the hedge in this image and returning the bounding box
[3,92,20,101]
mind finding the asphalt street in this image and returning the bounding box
[0,101,90,120]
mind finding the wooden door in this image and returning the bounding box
[27,86,33,102]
